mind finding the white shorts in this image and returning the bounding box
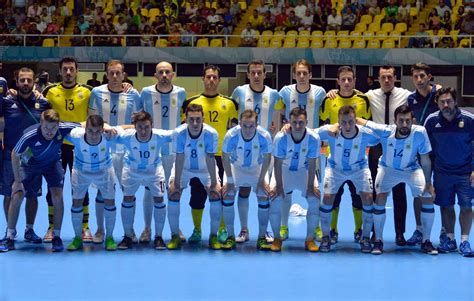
[270,168,319,196]
[162,154,175,184]
[375,166,426,197]
[71,167,116,200]
[112,152,125,186]
[226,165,269,198]
[169,167,212,189]
[324,167,373,195]
[122,166,165,197]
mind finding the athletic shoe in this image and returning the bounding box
[256,237,271,251]
[188,228,202,244]
[67,237,83,251]
[167,235,182,250]
[395,233,407,246]
[153,236,166,250]
[360,237,372,253]
[421,240,438,255]
[439,232,448,246]
[265,231,274,243]
[24,228,42,244]
[330,229,338,245]
[438,237,457,253]
[209,235,221,250]
[315,226,323,242]
[0,239,14,252]
[82,228,93,243]
[131,230,138,244]
[221,236,236,250]
[354,229,362,243]
[305,239,319,252]
[217,227,228,243]
[43,228,54,243]
[371,240,384,255]
[235,230,249,243]
[179,229,186,243]
[458,241,474,257]
[271,238,282,252]
[51,236,64,252]
[406,230,423,246]
[92,230,104,244]
[117,236,133,250]
[105,237,117,251]
[139,228,151,244]
[319,236,331,253]
[280,226,289,241]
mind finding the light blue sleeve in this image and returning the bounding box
[417,129,432,155]
[307,134,321,159]
[273,133,287,158]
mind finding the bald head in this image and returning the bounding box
[155,61,174,92]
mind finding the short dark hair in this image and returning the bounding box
[86,115,104,128]
[410,62,431,75]
[292,59,312,74]
[380,65,396,75]
[203,64,221,78]
[338,105,356,116]
[289,107,307,119]
[131,110,153,125]
[240,109,258,122]
[17,67,35,79]
[59,56,78,69]
[394,104,414,119]
[41,109,60,123]
[185,103,204,116]
[337,66,354,79]
[435,87,456,103]
[247,59,265,73]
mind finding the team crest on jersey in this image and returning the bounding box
[35,103,40,109]
[120,100,125,104]
[459,120,464,128]
[353,145,359,150]
[198,143,203,148]
[78,92,83,99]
[405,144,411,149]
[222,104,226,110]
[263,97,268,104]
[172,98,177,107]
[308,98,313,105]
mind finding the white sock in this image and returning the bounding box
[416,224,423,232]
[7,229,16,239]
[143,189,153,230]
[269,196,282,238]
[306,196,320,240]
[209,198,222,235]
[257,198,270,237]
[420,204,435,242]
[71,206,83,238]
[153,202,166,237]
[237,195,249,230]
[373,205,386,241]
[362,205,374,239]
[26,224,33,230]
[95,196,105,232]
[280,194,292,227]
[222,198,235,237]
[461,235,469,242]
[121,201,135,237]
[319,204,333,237]
[167,199,180,236]
[104,205,116,238]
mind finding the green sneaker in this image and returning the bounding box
[257,236,271,251]
[188,228,202,244]
[167,235,182,250]
[280,226,289,241]
[221,236,236,250]
[217,227,228,243]
[67,237,83,251]
[209,235,221,250]
[105,237,117,251]
[314,226,323,242]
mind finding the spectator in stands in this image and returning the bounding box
[93,24,111,46]
[0,22,9,46]
[283,0,295,15]
[180,23,194,46]
[140,24,153,46]
[294,0,307,19]
[441,10,452,30]
[275,7,288,31]
[436,0,451,16]
[407,22,429,47]
[285,10,300,31]
[230,0,242,21]
[25,22,42,46]
[319,0,332,14]
[327,8,342,31]
[94,6,105,24]
[186,1,198,18]
[114,0,125,13]
[189,16,202,34]
[256,0,270,15]
[126,24,141,46]
[168,24,181,46]
[460,10,474,34]
[428,8,441,30]
[249,9,264,31]
[341,7,356,30]
[139,15,151,31]
[101,74,108,84]
[240,21,257,46]
[82,7,94,24]
[70,26,87,46]
[44,16,61,35]
[365,0,380,16]
[367,76,379,90]
[207,8,221,32]
[312,8,327,31]
[9,22,26,46]
[27,1,42,18]
[77,15,90,34]
[43,0,56,17]
[398,0,411,24]
[307,0,318,14]
[454,5,466,30]
[269,0,282,16]
[437,27,455,47]
[341,2,358,15]
[34,15,47,33]
[58,0,70,24]
[299,8,313,31]
[222,7,235,34]
[12,7,26,28]
[263,10,276,31]
[384,0,399,24]
[199,2,211,18]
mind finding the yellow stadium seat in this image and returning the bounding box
[273,30,286,39]
[286,30,298,37]
[297,37,310,48]
[360,14,373,24]
[426,30,434,36]
[270,37,282,48]
[458,38,470,47]
[324,38,338,48]
[239,1,247,10]
[257,39,269,47]
[312,30,323,38]
[140,8,148,17]
[368,22,380,32]
[355,23,367,32]
[410,7,418,17]
[373,14,384,24]
[339,39,352,48]
[260,30,273,41]
[363,31,375,39]
[148,8,161,21]
[155,38,168,47]
[394,22,407,33]
[381,22,394,32]
[367,39,380,48]
[210,39,223,47]
[324,30,336,40]
[382,39,396,48]
[283,37,296,48]
[196,38,209,47]
[42,38,55,47]
[353,39,366,48]
[299,30,311,37]
[311,38,324,48]
[375,31,388,41]
[337,30,349,40]
[390,30,401,38]
[350,31,362,41]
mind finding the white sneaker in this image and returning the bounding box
[92,230,104,244]
[265,231,274,243]
[235,230,249,243]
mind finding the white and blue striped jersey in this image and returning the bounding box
[231,84,280,130]
[114,128,174,170]
[174,123,218,173]
[364,121,432,171]
[140,84,186,155]
[222,125,272,168]
[273,128,320,171]
[278,84,326,128]
[66,127,114,172]
[318,125,379,171]
[88,84,142,152]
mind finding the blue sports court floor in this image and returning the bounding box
[0,171,473,301]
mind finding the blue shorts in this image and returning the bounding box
[4,149,42,197]
[20,161,64,198]
[433,172,472,208]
